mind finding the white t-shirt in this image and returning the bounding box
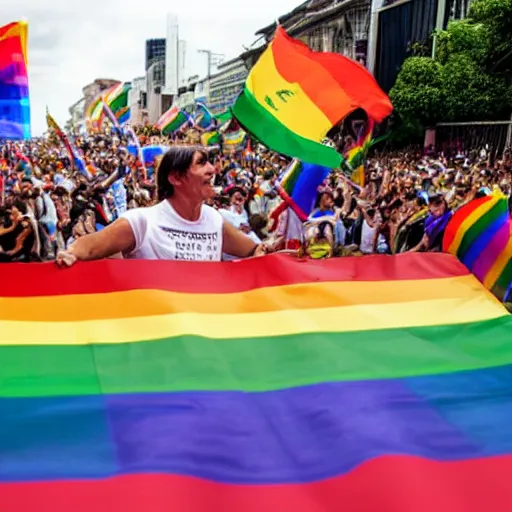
[219,206,249,228]
[121,200,223,261]
[218,207,260,261]
[360,219,376,254]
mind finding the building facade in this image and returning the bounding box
[371,0,474,93]
[82,78,121,114]
[256,0,371,66]
[68,97,86,133]
[146,59,166,123]
[146,39,166,71]
[208,57,248,114]
[175,75,198,110]
[194,77,210,105]
[129,76,148,125]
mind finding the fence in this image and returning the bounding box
[434,121,512,160]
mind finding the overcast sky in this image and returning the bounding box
[4,0,300,135]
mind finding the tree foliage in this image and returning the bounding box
[390,57,444,126]
[389,0,512,132]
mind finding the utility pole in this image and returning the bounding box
[198,49,225,78]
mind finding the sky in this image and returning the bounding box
[4,0,301,135]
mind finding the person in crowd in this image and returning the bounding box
[0,123,510,267]
[55,146,268,266]
[0,199,39,262]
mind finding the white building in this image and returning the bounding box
[68,97,86,133]
[208,57,248,114]
[146,60,166,123]
[194,77,210,105]
[165,13,179,95]
[129,76,147,125]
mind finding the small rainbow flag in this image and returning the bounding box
[155,106,191,134]
[195,102,215,130]
[344,119,375,187]
[0,254,511,511]
[276,159,331,221]
[200,131,220,147]
[103,83,131,116]
[232,26,392,168]
[115,106,130,125]
[443,191,512,300]
[46,110,91,180]
[222,129,246,151]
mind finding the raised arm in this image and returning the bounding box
[56,218,136,266]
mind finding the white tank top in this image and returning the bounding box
[360,219,376,254]
[121,200,223,261]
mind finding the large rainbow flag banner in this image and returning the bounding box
[1,253,512,511]
[0,21,30,139]
[232,26,392,168]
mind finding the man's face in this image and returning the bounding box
[429,200,446,218]
[177,151,218,201]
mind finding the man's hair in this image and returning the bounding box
[156,146,208,201]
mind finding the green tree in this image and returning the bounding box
[389,0,512,138]
[469,0,512,73]
[389,57,444,126]
[441,53,512,121]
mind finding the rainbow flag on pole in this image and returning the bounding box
[103,83,131,120]
[0,254,512,511]
[276,159,331,220]
[232,26,392,168]
[155,106,191,134]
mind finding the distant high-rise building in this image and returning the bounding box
[165,14,179,95]
[145,38,166,71]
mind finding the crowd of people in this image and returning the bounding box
[0,125,511,265]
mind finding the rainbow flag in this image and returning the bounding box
[344,119,375,187]
[443,191,512,300]
[215,110,233,132]
[0,21,30,139]
[1,254,512,511]
[232,26,392,168]
[46,110,91,180]
[200,131,220,146]
[195,102,215,130]
[115,106,130,125]
[85,83,128,131]
[104,83,131,117]
[155,106,191,134]
[85,94,107,132]
[276,159,331,221]
[222,129,246,152]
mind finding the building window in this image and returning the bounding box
[153,62,165,86]
[447,0,473,20]
[334,7,370,61]
[309,28,325,52]
[334,16,354,58]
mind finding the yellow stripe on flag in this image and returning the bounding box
[448,196,500,254]
[0,297,506,346]
[246,42,332,142]
[0,276,484,322]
